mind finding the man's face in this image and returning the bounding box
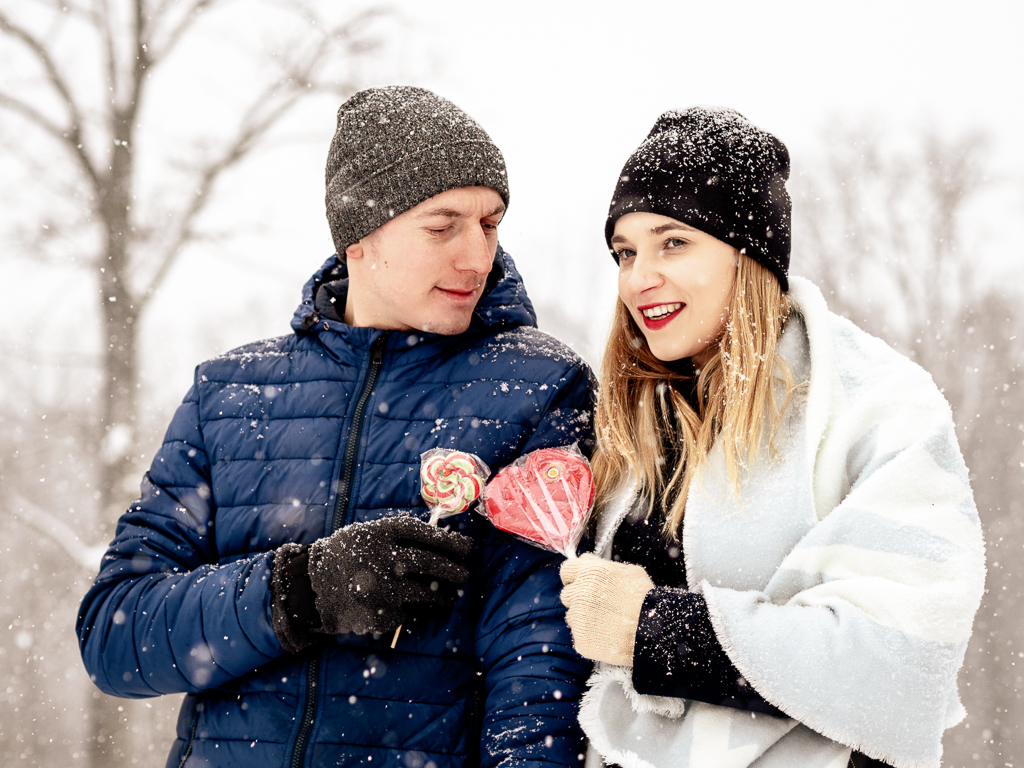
[344,187,506,335]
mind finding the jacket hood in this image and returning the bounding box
[290,246,537,336]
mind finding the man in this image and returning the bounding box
[77,86,595,768]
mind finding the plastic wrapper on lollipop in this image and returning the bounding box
[419,448,490,525]
[479,444,594,558]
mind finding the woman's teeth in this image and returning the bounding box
[642,303,683,319]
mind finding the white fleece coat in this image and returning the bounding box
[579,277,986,768]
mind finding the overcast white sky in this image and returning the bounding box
[208,0,1022,363]
[411,0,1024,357]
[421,0,1024,204]
[3,0,1022,396]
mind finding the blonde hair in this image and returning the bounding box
[591,255,793,539]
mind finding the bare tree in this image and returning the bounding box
[1,0,391,536]
[792,123,1024,767]
[0,1,396,765]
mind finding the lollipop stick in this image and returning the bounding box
[397,448,488,650]
[392,513,444,648]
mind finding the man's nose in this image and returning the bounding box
[454,225,495,275]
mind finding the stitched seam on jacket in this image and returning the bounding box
[199,414,346,424]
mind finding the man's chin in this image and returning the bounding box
[416,314,474,336]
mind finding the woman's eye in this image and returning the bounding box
[615,248,636,262]
[665,237,687,249]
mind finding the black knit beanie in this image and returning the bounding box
[605,107,791,290]
[325,86,510,256]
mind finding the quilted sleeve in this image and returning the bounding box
[473,353,596,768]
[475,527,590,768]
[76,377,283,698]
[518,352,597,459]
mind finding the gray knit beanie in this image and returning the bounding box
[325,86,510,256]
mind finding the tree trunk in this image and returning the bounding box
[87,691,131,768]
[95,284,139,541]
[95,126,140,535]
[88,119,140,768]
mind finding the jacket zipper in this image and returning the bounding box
[289,654,320,768]
[289,332,389,768]
[176,699,201,768]
[331,332,389,531]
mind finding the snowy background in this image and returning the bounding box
[1,0,1022,765]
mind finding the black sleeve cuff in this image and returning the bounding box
[270,543,322,654]
[632,587,785,717]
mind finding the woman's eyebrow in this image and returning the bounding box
[611,221,693,244]
[651,221,695,235]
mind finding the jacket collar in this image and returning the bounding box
[289,245,537,348]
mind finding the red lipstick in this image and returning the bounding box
[638,303,684,331]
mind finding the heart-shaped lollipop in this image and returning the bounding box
[481,445,594,557]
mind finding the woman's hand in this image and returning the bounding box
[559,553,655,666]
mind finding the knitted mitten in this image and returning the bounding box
[560,553,655,666]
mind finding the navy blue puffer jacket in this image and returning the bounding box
[77,248,596,768]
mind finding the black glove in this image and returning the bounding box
[271,516,472,652]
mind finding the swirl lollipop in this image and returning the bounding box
[420,450,488,523]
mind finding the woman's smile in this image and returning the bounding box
[638,302,685,330]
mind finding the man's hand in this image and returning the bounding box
[560,553,654,667]
[271,515,473,651]
[308,516,473,636]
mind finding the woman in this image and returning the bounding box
[559,108,985,768]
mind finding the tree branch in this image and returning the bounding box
[138,86,303,305]
[0,9,83,131]
[127,0,150,118]
[115,1,386,303]
[39,0,92,15]
[147,0,220,65]
[5,494,107,572]
[0,90,102,192]
[135,4,387,303]
[0,8,102,193]
[98,0,120,106]
[0,90,67,146]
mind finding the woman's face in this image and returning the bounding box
[613,212,737,365]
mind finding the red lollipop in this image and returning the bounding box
[480,444,594,558]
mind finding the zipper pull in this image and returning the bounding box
[372,332,389,365]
